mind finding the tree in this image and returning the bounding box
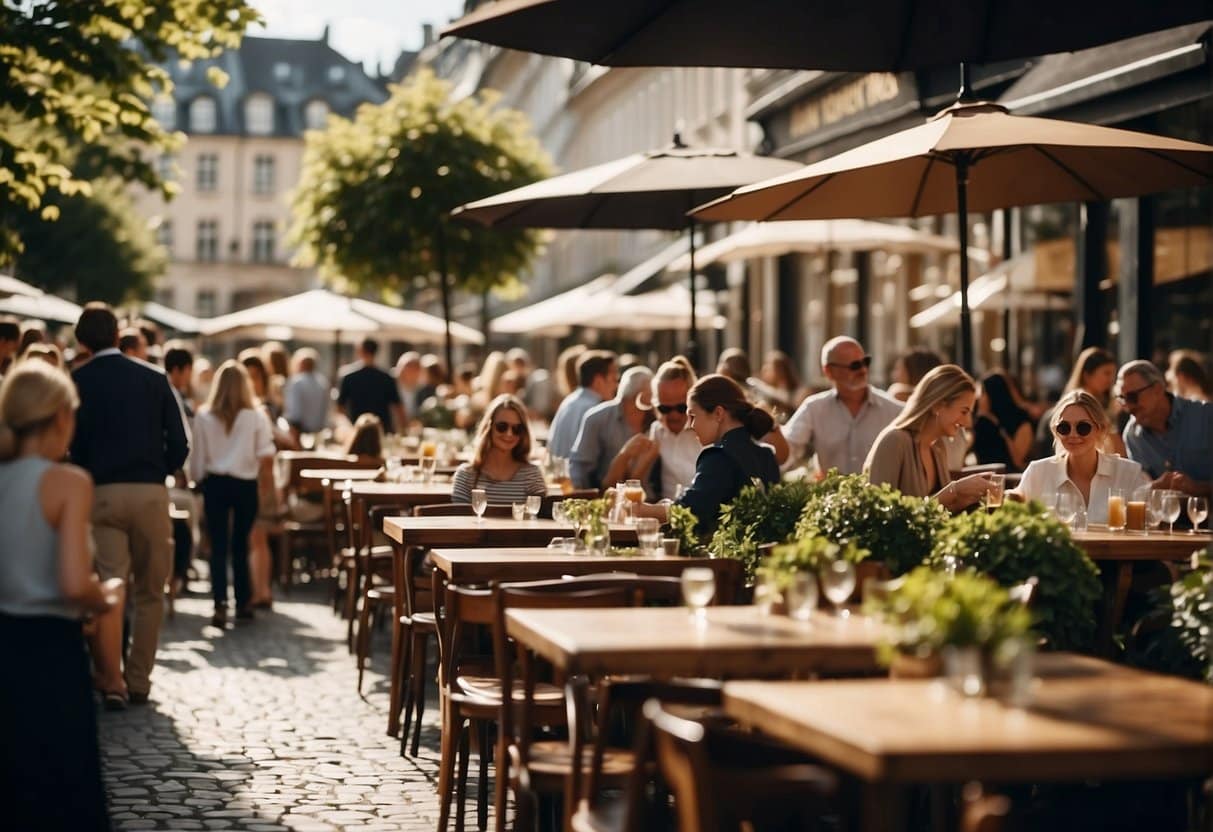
[0,1,259,260]
[13,178,165,304]
[290,68,553,369]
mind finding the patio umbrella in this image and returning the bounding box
[0,291,83,324]
[693,101,1213,369]
[451,137,800,364]
[0,274,41,298]
[443,0,1211,71]
[666,218,965,271]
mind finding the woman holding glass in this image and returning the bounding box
[451,394,546,505]
[865,365,995,511]
[1009,389,1148,524]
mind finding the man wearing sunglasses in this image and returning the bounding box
[783,336,903,475]
[1117,360,1212,497]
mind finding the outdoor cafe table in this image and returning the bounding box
[1071,528,1211,653]
[300,468,383,483]
[504,605,882,679]
[722,653,1213,832]
[382,516,638,549]
[428,547,738,587]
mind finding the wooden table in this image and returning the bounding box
[383,516,637,549]
[506,605,882,678]
[1072,529,1211,653]
[723,653,1213,832]
[300,468,382,483]
[429,547,736,585]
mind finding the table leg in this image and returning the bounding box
[860,782,909,832]
[1097,563,1133,657]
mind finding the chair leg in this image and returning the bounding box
[410,635,430,757]
[387,618,410,737]
[494,731,510,832]
[456,723,471,832]
[477,719,490,832]
[345,560,361,652]
[355,595,374,694]
[437,700,462,832]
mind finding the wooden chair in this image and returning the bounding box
[647,698,839,832]
[278,453,379,586]
[393,543,436,751]
[354,503,408,692]
[414,503,516,518]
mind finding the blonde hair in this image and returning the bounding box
[471,394,531,467]
[1050,389,1110,455]
[891,364,976,433]
[204,360,255,433]
[0,361,79,461]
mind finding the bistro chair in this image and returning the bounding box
[393,543,437,750]
[278,453,379,586]
[353,503,411,692]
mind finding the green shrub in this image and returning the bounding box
[930,500,1101,652]
[708,479,818,582]
[796,472,949,576]
[665,504,707,557]
[758,536,869,593]
[1168,552,1213,682]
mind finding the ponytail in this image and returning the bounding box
[741,405,775,439]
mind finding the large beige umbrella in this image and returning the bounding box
[694,101,1213,369]
[0,274,41,298]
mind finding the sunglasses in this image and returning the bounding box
[657,403,688,415]
[493,421,525,437]
[1116,381,1156,406]
[827,355,872,372]
[1055,420,1094,437]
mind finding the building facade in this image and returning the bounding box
[132,33,388,317]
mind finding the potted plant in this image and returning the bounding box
[708,479,817,582]
[756,536,870,614]
[560,497,612,553]
[796,472,949,577]
[930,500,1101,652]
[865,566,1034,681]
[1131,550,1212,682]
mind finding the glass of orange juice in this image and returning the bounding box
[624,478,645,503]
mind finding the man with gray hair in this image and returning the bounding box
[283,348,330,438]
[1117,359,1211,495]
[783,336,903,474]
[571,365,654,490]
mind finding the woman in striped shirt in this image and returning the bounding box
[452,394,547,504]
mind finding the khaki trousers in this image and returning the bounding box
[93,483,172,695]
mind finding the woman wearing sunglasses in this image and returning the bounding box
[1009,389,1148,523]
[452,394,546,505]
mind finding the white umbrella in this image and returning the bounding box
[490,276,616,337]
[0,292,83,323]
[491,276,717,334]
[139,302,204,334]
[0,274,42,298]
[667,219,968,271]
[910,252,1069,328]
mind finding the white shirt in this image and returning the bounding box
[190,408,276,482]
[1017,452,1150,525]
[649,421,702,500]
[783,386,904,474]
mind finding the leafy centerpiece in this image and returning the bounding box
[559,498,612,552]
[758,536,870,594]
[708,479,818,582]
[665,504,706,557]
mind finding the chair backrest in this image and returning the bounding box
[413,502,515,518]
[432,573,496,692]
[502,574,686,607]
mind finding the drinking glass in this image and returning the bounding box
[660,537,681,558]
[754,572,781,616]
[634,517,661,554]
[1056,491,1081,530]
[419,456,438,483]
[624,478,645,505]
[820,559,857,617]
[385,457,402,481]
[1106,488,1126,532]
[785,571,819,623]
[470,488,488,522]
[551,501,568,527]
[984,473,1005,511]
[1187,496,1208,533]
[511,502,527,521]
[1039,490,1058,517]
[1161,491,1182,534]
[943,646,985,698]
[1148,488,1169,533]
[680,567,715,620]
[547,537,565,549]
[525,494,542,520]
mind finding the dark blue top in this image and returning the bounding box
[676,427,779,534]
[1123,394,1212,482]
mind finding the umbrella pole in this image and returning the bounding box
[687,216,699,370]
[438,222,454,375]
[955,152,974,374]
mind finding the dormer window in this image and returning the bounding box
[327,65,346,84]
[273,62,291,81]
[245,93,274,135]
[304,99,329,131]
[189,96,217,133]
[151,96,176,130]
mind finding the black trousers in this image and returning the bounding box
[202,474,258,610]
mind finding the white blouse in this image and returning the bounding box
[1016,452,1150,525]
[190,408,277,482]
[650,421,702,500]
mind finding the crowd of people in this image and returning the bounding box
[1,301,1212,827]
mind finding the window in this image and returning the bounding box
[189,96,217,133]
[155,219,173,250]
[196,219,218,262]
[304,99,329,131]
[327,65,346,84]
[252,154,274,195]
[151,96,176,129]
[154,287,175,308]
[196,289,217,317]
[273,61,292,82]
[156,153,175,182]
[251,220,276,263]
[245,93,274,135]
[196,153,217,192]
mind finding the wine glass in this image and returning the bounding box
[1187,496,1208,533]
[983,473,1005,512]
[635,517,661,554]
[1161,491,1181,535]
[785,571,819,623]
[820,559,857,617]
[470,488,488,522]
[525,494,542,520]
[1056,491,1081,530]
[680,567,715,621]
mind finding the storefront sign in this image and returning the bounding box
[789,73,903,139]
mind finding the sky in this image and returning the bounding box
[251,0,466,73]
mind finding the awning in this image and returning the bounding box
[0,292,83,323]
[0,274,41,298]
[490,275,616,336]
[140,302,203,334]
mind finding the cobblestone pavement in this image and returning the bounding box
[99,585,454,832]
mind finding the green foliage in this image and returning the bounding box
[1134,551,1212,682]
[930,500,1101,651]
[864,566,1034,665]
[758,536,869,593]
[13,178,163,303]
[0,1,259,261]
[708,479,817,582]
[796,472,949,576]
[289,68,553,299]
[559,498,611,536]
[666,504,705,557]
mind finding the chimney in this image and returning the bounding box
[422,23,435,47]
[321,24,330,44]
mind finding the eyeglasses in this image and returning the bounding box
[1116,381,1157,406]
[1055,420,1094,437]
[493,421,525,436]
[657,403,688,415]
[826,356,872,372]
